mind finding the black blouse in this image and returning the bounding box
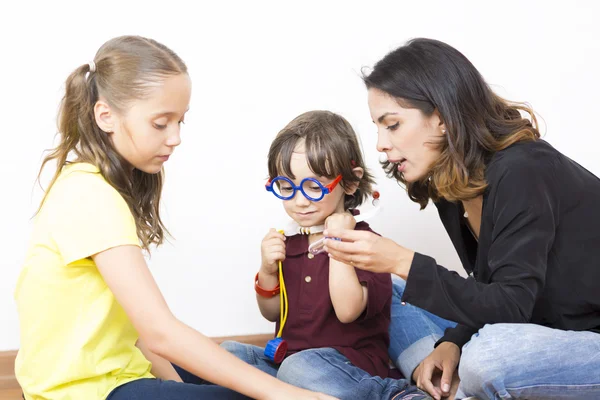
[402,139,600,349]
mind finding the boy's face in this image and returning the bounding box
[281,141,347,227]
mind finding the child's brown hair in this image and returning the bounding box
[267,110,375,210]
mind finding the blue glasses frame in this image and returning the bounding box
[265,175,342,202]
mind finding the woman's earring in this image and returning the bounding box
[442,129,447,134]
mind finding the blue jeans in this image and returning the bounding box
[221,341,431,400]
[106,366,250,400]
[389,276,600,399]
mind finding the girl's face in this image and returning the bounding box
[368,88,445,183]
[281,141,358,227]
[96,73,192,174]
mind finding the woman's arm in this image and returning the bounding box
[94,245,335,400]
[325,162,557,330]
[399,163,558,329]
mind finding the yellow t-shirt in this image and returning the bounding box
[14,163,153,400]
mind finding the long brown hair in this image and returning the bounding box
[363,38,540,209]
[37,35,187,250]
[267,110,376,210]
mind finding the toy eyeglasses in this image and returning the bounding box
[265,175,342,202]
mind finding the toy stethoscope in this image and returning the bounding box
[263,190,382,363]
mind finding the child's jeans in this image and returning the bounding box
[221,341,430,400]
[389,276,600,399]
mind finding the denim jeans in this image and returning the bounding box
[389,276,600,399]
[221,341,431,400]
[105,366,250,400]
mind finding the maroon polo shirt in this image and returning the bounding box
[274,221,393,378]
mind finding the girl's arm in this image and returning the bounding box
[94,245,334,400]
[136,339,182,382]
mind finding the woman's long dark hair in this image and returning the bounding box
[364,38,539,208]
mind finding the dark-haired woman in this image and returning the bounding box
[324,38,600,400]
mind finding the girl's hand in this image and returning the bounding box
[413,342,461,400]
[323,228,414,278]
[260,229,286,276]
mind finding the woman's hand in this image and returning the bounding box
[323,228,414,278]
[413,342,461,400]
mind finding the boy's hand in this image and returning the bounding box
[260,229,286,276]
[325,212,356,231]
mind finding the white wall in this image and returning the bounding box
[1,0,599,351]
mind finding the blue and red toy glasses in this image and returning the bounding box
[266,175,343,202]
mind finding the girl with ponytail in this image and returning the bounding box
[15,35,335,400]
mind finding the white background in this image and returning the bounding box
[1,0,598,351]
